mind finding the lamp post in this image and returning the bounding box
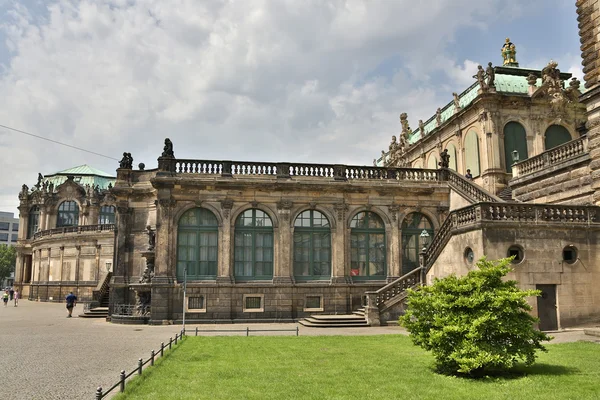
[512,150,520,164]
[182,267,187,334]
[419,230,430,284]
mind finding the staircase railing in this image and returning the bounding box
[446,169,504,204]
[92,272,112,305]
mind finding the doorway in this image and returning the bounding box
[536,284,558,331]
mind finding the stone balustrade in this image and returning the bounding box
[512,136,588,178]
[447,169,504,203]
[32,224,115,240]
[167,158,443,182]
[423,202,600,270]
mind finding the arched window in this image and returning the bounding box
[446,143,458,171]
[234,209,273,280]
[98,205,116,224]
[401,213,434,275]
[57,201,79,227]
[427,153,438,169]
[464,129,481,177]
[27,206,40,238]
[294,210,331,280]
[544,125,572,150]
[177,208,219,280]
[413,160,423,168]
[504,122,528,172]
[350,211,386,279]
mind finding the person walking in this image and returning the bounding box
[65,291,77,317]
[2,290,8,307]
[13,289,19,307]
[9,287,14,301]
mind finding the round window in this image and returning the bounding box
[507,245,524,264]
[464,247,475,264]
[562,245,578,265]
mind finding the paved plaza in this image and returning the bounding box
[1,300,598,400]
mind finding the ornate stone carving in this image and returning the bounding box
[418,120,425,136]
[387,204,400,222]
[119,153,133,169]
[435,108,442,127]
[161,138,175,158]
[486,62,495,89]
[527,73,537,87]
[473,65,487,91]
[250,200,259,208]
[453,92,461,112]
[146,225,156,251]
[276,200,293,211]
[157,198,177,209]
[399,113,412,138]
[220,199,234,219]
[19,184,29,200]
[333,202,348,221]
[439,149,450,168]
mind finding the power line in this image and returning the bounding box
[0,123,120,161]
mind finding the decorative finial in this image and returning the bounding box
[501,38,518,67]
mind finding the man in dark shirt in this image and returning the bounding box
[465,169,473,180]
[65,291,77,318]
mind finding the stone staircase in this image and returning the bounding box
[299,307,369,328]
[79,272,111,319]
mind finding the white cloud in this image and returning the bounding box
[0,0,540,213]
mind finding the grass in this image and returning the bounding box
[114,335,600,400]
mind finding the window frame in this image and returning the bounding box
[234,209,274,281]
[27,206,40,238]
[401,213,434,275]
[293,210,332,281]
[57,201,79,228]
[350,211,387,280]
[98,205,116,225]
[176,208,219,281]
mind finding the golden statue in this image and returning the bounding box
[501,38,517,65]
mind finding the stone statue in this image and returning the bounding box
[20,184,28,198]
[439,149,450,168]
[42,180,48,193]
[48,182,54,193]
[146,225,156,251]
[435,108,442,127]
[373,159,377,167]
[107,182,113,190]
[138,163,145,171]
[389,135,398,152]
[162,138,174,158]
[501,38,517,65]
[486,62,495,88]
[119,152,133,169]
[139,261,154,284]
[381,150,386,164]
[399,113,412,137]
[566,77,582,102]
[134,290,151,316]
[541,60,568,112]
[452,92,461,110]
[418,119,425,136]
[474,65,487,90]
[35,173,43,189]
[527,73,538,87]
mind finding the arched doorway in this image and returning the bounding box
[544,125,572,150]
[504,122,528,173]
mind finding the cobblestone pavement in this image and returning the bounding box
[1,300,598,400]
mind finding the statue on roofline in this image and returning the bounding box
[474,65,487,91]
[486,62,495,89]
[501,38,517,66]
[162,138,174,158]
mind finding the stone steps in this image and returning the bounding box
[298,312,369,328]
[78,306,109,318]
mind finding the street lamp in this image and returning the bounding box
[419,230,431,284]
[512,150,520,164]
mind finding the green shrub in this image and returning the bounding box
[400,257,551,376]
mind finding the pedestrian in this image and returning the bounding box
[65,291,77,317]
[465,169,473,180]
[9,287,14,301]
[2,290,8,307]
[13,289,19,307]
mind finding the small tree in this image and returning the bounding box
[0,244,17,285]
[400,257,551,376]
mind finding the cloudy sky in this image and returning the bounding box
[0,0,582,215]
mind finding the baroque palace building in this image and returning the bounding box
[12,33,600,329]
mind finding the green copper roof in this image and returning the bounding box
[43,164,116,190]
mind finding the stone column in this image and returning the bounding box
[154,197,175,279]
[331,202,348,283]
[217,199,233,283]
[39,206,48,231]
[151,195,176,323]
[387,205,400,280]
[110,202,132,310]
[274,200,293,284]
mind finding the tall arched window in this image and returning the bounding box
[401,213,434,275]
[446,143,457,171]
[57,201,79,227]
[464,129,481,177]
[27,206,40,238]
[234,209,273,280]
[350,211,386,279]
[177,208,218,280]
[544,125,572,150]
[98,205,116,224]
[427,153,438,169]
[504,122,528,172]
[294,210,331,280]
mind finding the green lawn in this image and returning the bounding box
[114,335,600,400]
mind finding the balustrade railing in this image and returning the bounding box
[165,158,444,183]
[32,224,115,240]
[447,169,504,203]
[423,202,600,271]
[113,304,136,316]
[372,267,423,309]
[512,136,588,178]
